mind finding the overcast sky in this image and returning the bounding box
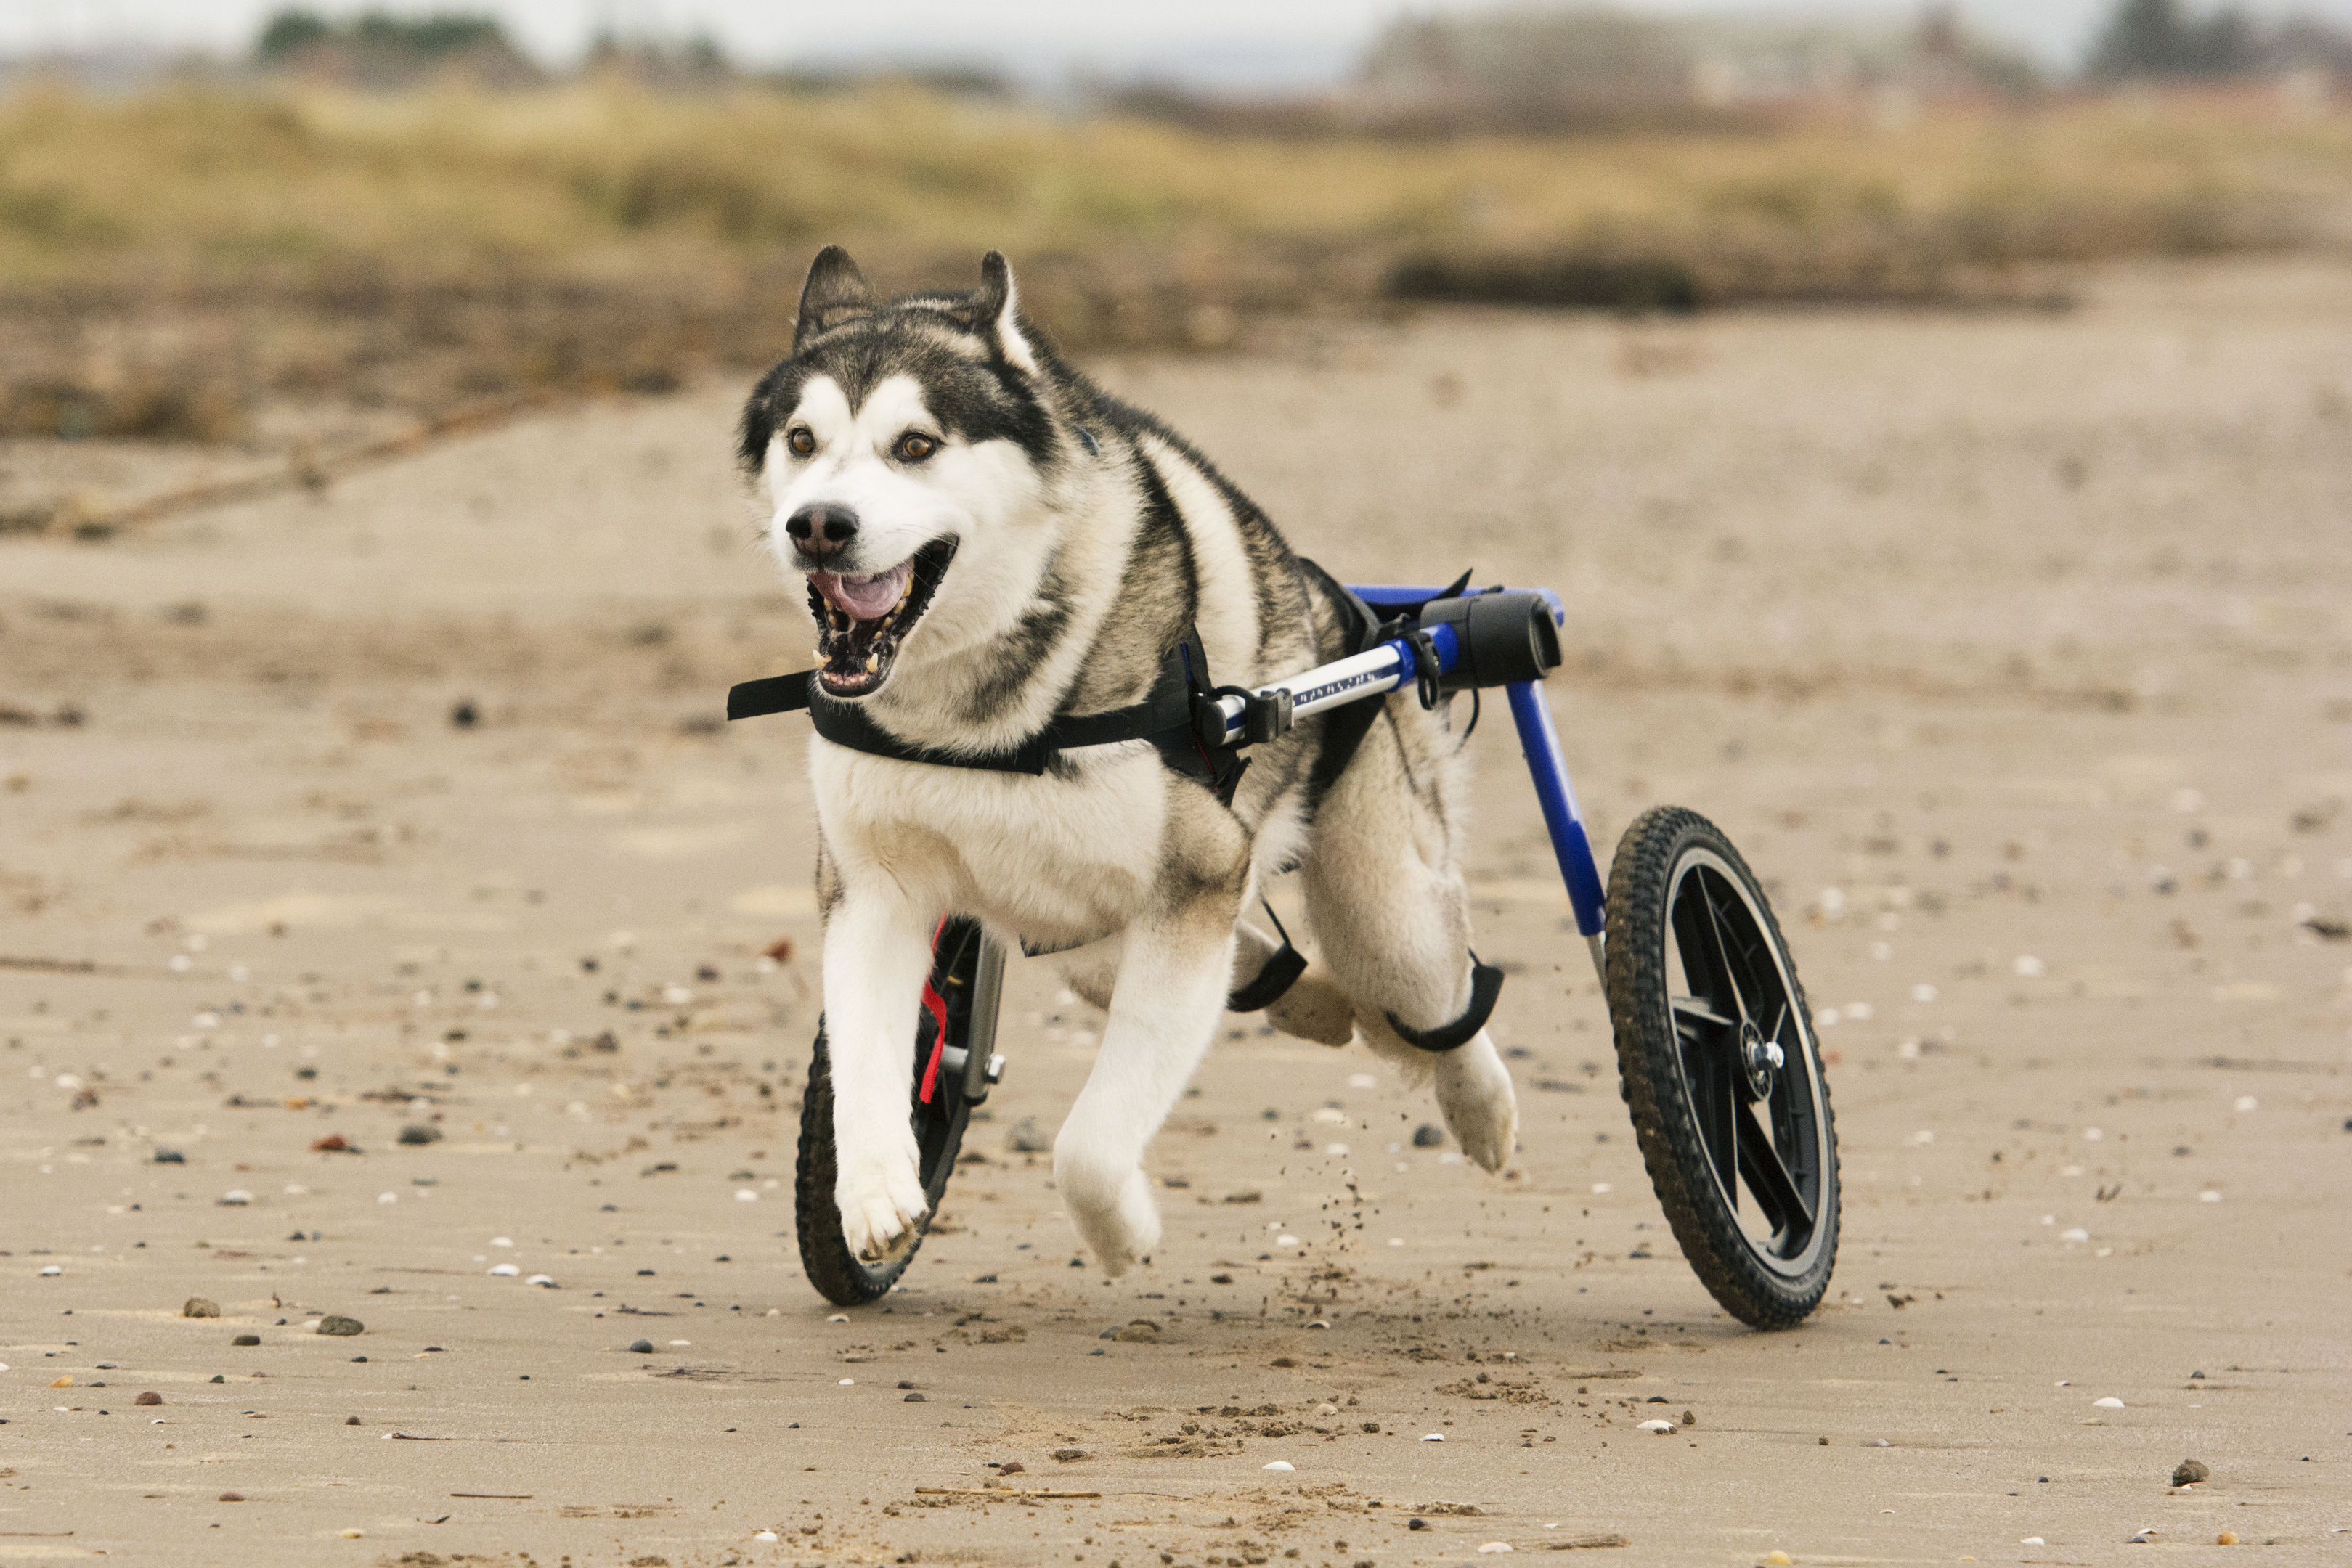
[7,0,2351,83]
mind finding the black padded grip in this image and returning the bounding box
[1227,941,1308,1013]
[1385,955,1505,1053]
[1420,591,1562,692]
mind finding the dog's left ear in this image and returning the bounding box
[976,251,1041,377]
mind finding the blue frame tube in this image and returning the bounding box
[1214,583,1611,966]
[1506,682,1608,939]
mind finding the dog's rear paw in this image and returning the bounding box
[1435,1036,1519,1174]
[1265,965,1356,1047]
[835,1149,929,1261]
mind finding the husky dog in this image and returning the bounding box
[738,247,1518,1273]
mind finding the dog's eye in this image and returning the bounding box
[893,431,938,463]
[786,427,815,457]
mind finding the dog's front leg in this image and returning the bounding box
[821,889,937,1260]
[1054,893,1238,1277]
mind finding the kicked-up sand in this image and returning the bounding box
[0,257,2346,1566]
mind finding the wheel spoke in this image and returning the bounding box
[1670,878,1741,1026]
[1736,1106,1813,1237]
[1671,995,1735,1034]
[1709,1047,1739,1208]
[1696,873,1749,1024]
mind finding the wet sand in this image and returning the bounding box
[1,257,2347,1567]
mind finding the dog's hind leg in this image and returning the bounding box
[1231,918,1355,1047]
[1301,714,1519,1172]
[1055,842,1246,1276]
[820,888,939,1260]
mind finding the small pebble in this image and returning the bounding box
[754,1530,779,1543]
[316,1315,363,1336]
[345,1416,360,1425]
[1408,1519,1429,1532]
[1637,1419,1676,1434]
[998,1461,1024,1475]
[398,1125,441,1146]
[1420,1432,1444,1442]
[2172,1459,2210,1486]
[1477,1544,1513,1553]
[183,1297,220,1318]
[135,1391,162,1406]
[489,1263,519,1277]
[628,1339,654,1354]
[1005,1116,1051,1153]
[2019,1538,2044,1547]
[2128,1529,2157,1543]
[232,1334,260,1347]
[49,1376,72,1388]
[1764,1553,1791,1567]
[2094,1397,2125,1409]
[38,1265,61,1276]
[1264,1461,1294,1471]
[219,1491,244,1502]
[526,1274,556,1288]
[1411,1124,1445,1148]
[339,1528,363,1538]
[2218,1531,2239,1545]
[904,1392,925,1402]
[1052,1447,1091,1462]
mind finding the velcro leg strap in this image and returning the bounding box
[1226,941,1307,1013]
[1385,954,1504,1053]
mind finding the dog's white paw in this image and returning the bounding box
[834,1143,929,1262]
[1434,1037,1519,1174]
[1054,1138,1163,1278]
[1265,965,1357,1047]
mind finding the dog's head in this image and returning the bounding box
[739,247,1064,700]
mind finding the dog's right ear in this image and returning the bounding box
[794,245,871,350]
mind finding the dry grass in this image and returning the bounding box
[1,80,2345,448]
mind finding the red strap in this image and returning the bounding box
[916,918,951,1103]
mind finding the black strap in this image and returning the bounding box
[1226,897,1306,1013]
[727,672,816,721]
[728,635,1214,780]
[1385,953,1505,1053]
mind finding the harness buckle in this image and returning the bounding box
[1195,685,1293,751]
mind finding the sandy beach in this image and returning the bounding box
[1,256,2346,1567]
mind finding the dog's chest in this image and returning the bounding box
[814,741,1170,942]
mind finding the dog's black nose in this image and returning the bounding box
[785,503,859,558]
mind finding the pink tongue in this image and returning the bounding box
[815,563,911,621]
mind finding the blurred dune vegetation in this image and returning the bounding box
[0,73,2348,454]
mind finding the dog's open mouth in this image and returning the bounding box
[807,538,956,698]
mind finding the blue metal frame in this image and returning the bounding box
[1348,584,1606,952]
[1192,580,1608,973]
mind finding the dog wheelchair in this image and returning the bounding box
[740,579,1840,1328]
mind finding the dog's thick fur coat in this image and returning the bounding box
[740,248,1517,1272]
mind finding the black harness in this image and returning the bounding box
[725,557,1503,1050]
[728,627,1245,799]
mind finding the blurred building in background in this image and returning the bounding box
[1355,5,2039,132]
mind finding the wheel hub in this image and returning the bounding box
[1737,1018,1783,1099]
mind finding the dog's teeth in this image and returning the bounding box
[864,653,879,672]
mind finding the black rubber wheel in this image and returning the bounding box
[1603,806,1839,1328]
[795,919,985,1306]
